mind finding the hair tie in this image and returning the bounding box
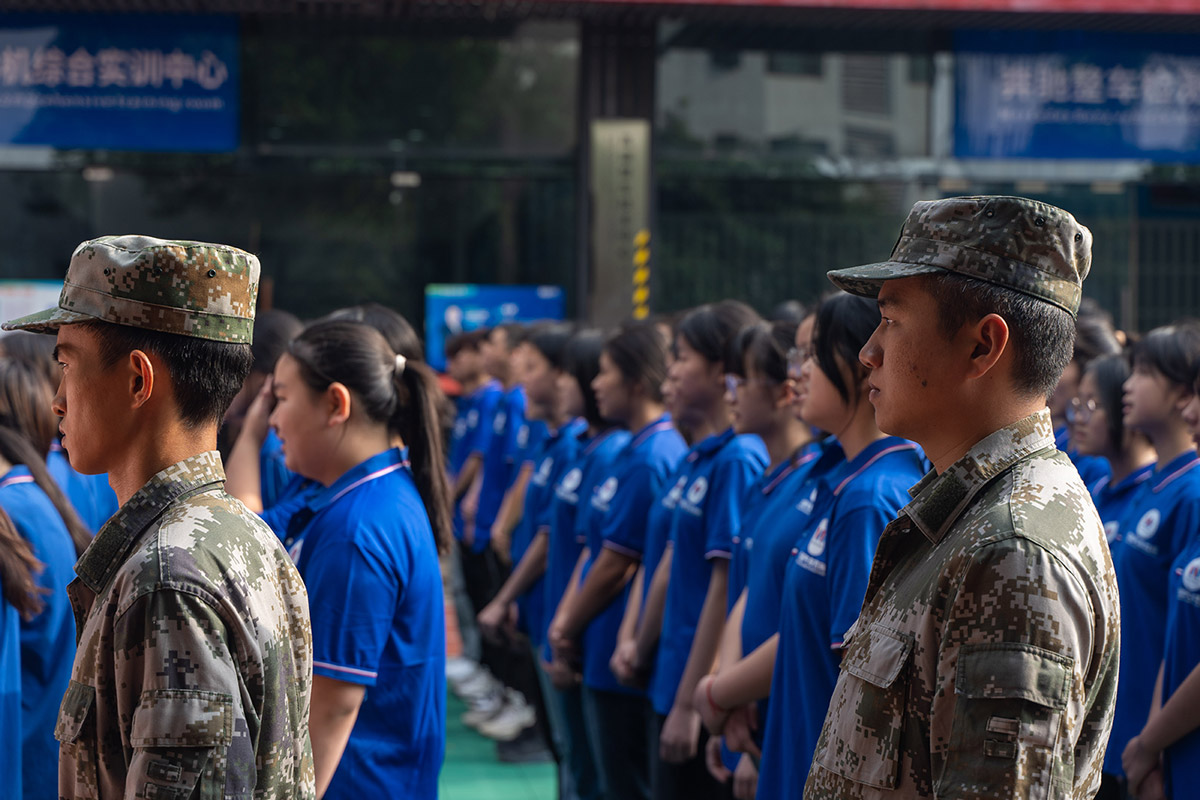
[394,354,407,376]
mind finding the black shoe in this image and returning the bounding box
[495,727,554,764]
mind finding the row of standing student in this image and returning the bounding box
[452,292,932,800]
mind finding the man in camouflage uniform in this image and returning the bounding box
[3,236,315,799]
[804,197,1119,799]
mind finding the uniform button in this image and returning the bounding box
[791,548,799,554]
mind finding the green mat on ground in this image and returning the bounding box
[439,691,557,800]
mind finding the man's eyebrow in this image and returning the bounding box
[876,296,896,310]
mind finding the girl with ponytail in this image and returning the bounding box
[0,358,92,798]
[267,319,450,799]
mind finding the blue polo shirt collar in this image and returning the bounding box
[1151,450,1200,494]
[630,414,675,448]
[688,427,736,462]
[308,447,410,515]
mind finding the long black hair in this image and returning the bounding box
[0,359,91,559]
[1085,353,1132,450]
[812,292,881,405]
[287,320,452,553]
[743,320,800,385]
[676,300,762,370]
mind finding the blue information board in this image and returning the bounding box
[426,284,565,371]
[0,14,239,152]
[956,30,1200,162]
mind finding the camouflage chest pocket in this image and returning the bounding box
[55,679,101,800]
[814,623,913,790]
[935,643,1073,800]
[130,688,234,800]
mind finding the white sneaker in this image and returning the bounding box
[455,668,502,702]
[476,691,536,742]
[461,687,506,728]
[446,657,480,688]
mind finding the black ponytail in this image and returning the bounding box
[391,360,453,554]
[0,359,91,558]
[0,506,43,620]
[289,320,452,554]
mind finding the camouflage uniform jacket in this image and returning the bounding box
[55,452,315,799]
[804,410,1119,800]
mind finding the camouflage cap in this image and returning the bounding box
[1,235,259,343]
[826,196,1092,317]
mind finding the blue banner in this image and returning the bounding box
[0,14,239,152]
[426,284,566,371]
[956,31,1200,161]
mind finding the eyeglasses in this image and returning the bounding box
[786,346,813,379]
[1066,396,1100,424]
[725,374,746,399]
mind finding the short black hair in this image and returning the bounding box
[564,328,608,428]
[924,272,1076,401]
[1131,321,1200,390]
[527,323,575,371]
[324,302,425,362]
[676,300,762,370]
[78,320,252,430]
[1072,300,1121,367]
[605,321,671,403]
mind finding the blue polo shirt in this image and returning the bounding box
[642,461,690,613]
[512,418,587,646]
[453,380,503,544]
[1105,449,1200,777]
[581,416,686,694]
[264,474,322,545]
[1089,463,1155,544]
[0,466,78,800]
[260,428,296,509]
[0,574,19,800]
[1056,424,1110,491]
[650,428,767,715]
[543,427,630,661]
[756,437,924,797]
[1163,540,1200,797]
[474,385,527,549]
[293,448,446,799]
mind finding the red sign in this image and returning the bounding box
[557,0,1200,13]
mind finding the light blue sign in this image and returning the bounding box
[426,284,565,371]
[956,31,1200,161]
[0,14,239,152]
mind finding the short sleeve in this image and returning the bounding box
[469,393,501,456]
[304,535,405,686]
[704,456,763,560]
[601,463,660,559]
[825,504,890,648]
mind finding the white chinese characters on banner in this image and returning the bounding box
[0,46,228,90]
[997,56,1200,108]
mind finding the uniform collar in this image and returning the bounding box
[630,414,675,448]
[307,447,409,514]
[75,451,225,593]
[687,427,736,462]
[1093,462,1154,496]
[550,417,588,444]
[902,408,1055,545]
[1151,449,1200,493]
[472,379,502,398]
[827,436,918,498]
[0,464,33,489]
[582,426,623,455]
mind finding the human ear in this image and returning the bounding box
[128,350,155,409]
[966,314,1010,380]
[326,382,353,426]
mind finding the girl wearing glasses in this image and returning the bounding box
[1068,353,1156,542]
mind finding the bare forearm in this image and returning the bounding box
[454,457,481,500]
[717,590,748,673]
[494,467,531,543]
[1142,661,1200,753]
[618,567,645,644]
[711,634,778,709]
[225,426,266,512]
[494,531,549,606]
[310,676,365,798]
[559,548,637,638]
[635,547,672,662]
[674,561,729,709]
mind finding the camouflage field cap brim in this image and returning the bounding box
[2,235,260,342]
[826,196,1092,317]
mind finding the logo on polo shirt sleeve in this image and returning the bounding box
[663,475,688,510]
[517,424,530,449]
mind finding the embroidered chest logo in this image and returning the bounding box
[686,477,709,506]
[807,518,829,557]
[467,409,479,429]
[663,475,688,509]
[493,411,507,434]
[517,425,530,448]
[1104,520,1119,543]
[560,468,583,494]
[1183,557,1200,593]
[595,477,619,504]
[1136,508,1161,540]
[534,457,554,485]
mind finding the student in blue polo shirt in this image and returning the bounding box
[645,301,767,800]
[542,329,628,800]
[1121,364,1200,800]
[1104,322,1200,793]
[694,293,924,799]
[1068,353,1156,541]
[267,320,452,799]
[0,507,35,800]
[700,320,829,787]
[0,359,93,800]
[549,321,687,800]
